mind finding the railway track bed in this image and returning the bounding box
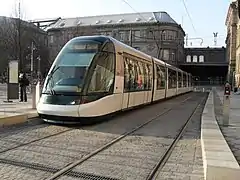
[0,92,207,180]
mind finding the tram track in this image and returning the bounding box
[0,92,202,180]
[45,94,201,180]
[0,93,191,155]
[146,95,207,180]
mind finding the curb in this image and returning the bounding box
[0,111,39,127]
[201,91,240,180]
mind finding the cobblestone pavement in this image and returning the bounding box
[55,93,206,180]
[213,90,240,164]
[155,95,206,180]
[0,92,201,180]
[0,163,52,180]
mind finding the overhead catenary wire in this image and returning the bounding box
[181,0,196,34]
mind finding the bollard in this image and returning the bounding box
[35,81,41,108]
[223,82,231,126]
[223,95,230,126]
[31,85,36,109]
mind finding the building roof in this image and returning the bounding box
[47,11,178,29]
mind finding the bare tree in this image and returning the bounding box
[0,0,48,76]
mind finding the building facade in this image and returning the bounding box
[180,47,228,85]
[225,1,238,85]
[46,11,185,66]
[0,16,49,77]
[235,0,240,87]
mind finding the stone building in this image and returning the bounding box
[46,11,185,66]
[180,47,228,85]
[225,1,238,85]
[235,1,240,87]
[0,16,49,76]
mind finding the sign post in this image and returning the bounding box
[4,60,19,102]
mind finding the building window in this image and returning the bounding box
[193,55,197,62]
[50,36,54,44]
[163,49,169,60]
[119,31,125,41]
[161,31,166,40]
[199,55,204,62]
[186,55,191,62]
[133,30,141,41]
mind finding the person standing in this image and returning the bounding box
[19,73,29,102]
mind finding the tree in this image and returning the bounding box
[0,0,49,76]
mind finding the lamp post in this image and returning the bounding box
[232,70,235,91]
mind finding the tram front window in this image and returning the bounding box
[43,52,95,95]
[43,38,115,97]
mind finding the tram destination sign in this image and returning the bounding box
[69,43,100,51]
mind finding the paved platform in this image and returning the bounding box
[214,89,240,163]
[0,88,37,127]
[201,88,240,180]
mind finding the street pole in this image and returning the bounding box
[31,41,34,76]
[232,71,235,91]
[37,55,41,81]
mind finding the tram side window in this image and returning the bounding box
[87,42,115,93]
[156,65,165,90]
[136,61,145,90]
[124,58,145,92]
[142,63,148,90]
[168,69,177,89]
[189,75,192,86]
[132,59,142,91]
[146,64,152,90]
[183,74,187,87]
[123,57,152,92]
[188,75,190,86]
[128,59,137,91]
[178,72,182,88]
[124,58,130,92]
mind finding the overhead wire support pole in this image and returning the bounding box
[18,0,22,72]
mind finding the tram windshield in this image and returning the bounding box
[43,38,115,96]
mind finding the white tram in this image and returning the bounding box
[37,36,193,123]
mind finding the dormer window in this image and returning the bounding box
[135,18,141,22]
[118,19,124,23]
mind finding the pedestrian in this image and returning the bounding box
[19,73,29,102]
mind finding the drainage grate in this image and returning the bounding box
[65,171,121,180]
[0,158,59,173]
[0,158,121,180]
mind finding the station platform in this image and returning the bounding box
[201,87,240,180]
[0,92,37,127]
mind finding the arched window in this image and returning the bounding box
[193,55,197,62]
[199,55,204,62]
[186,55,191,62]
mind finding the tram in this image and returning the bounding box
[37,35,192,123]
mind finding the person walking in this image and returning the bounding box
[19,73,29,102]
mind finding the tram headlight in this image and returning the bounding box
[70,99,81,105]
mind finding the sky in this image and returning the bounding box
[0,0,233,47]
